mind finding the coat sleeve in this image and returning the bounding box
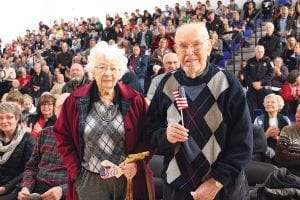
[53,96,81,181]
[210,74,253,187]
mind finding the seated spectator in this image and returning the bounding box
[281,70,300,116]
[17,67,31,94]
[18,93,70,200]
[30,63,51,105]
[152,25,175,50]
[61,63,89,93]
[206,10,224,36]
[228,0,239,13]
[26,94,56,139]
[22,94,36,120]
[273,6,295,47]
[136,23,153,52]
[243,2,257,30]
[147,52,179,102]
[50,74,65,98]
[10,79,21,92]
[55,42,73,75]
[5,91,24,112]
[0,102,35,199]
[276,104,300,177]
[254,94,291,161]
[127,44,151,94]
[285,42,300,71]
[151,38,172,66]
[258,22,282,60]
[281,36,297,65]
[209,31,224,65]
[271,56,289,92]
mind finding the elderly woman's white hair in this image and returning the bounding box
[85,41,128,79]
[263,93,285,111]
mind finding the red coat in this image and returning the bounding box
[53,81,155,200]
[281,82,297,102]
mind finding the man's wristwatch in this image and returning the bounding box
[215,180,223,189]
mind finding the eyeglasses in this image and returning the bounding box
[41,103,54,107]
[177,39,209,53]
[0,115,15,122]
[95,65,119,73]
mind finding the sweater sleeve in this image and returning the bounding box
[210,73,253,187]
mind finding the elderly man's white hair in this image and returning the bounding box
[255,45,265,52]
[85,41,128,79]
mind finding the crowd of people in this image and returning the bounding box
[0,0,300,199]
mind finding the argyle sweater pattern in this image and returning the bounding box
[146,65,253,191]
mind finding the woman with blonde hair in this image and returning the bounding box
[254,93,291,161]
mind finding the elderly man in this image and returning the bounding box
[61,63,89,93]
[147,52,179,102]
[145,23,252,200]
[258,22,282,59]
[243,45,273,120]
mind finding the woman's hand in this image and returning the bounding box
[18,187,30,200]
[121,162,137,179]
[33,123,42,134]
[41,186,63,200]
[265,126,280,139]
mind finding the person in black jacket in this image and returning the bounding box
[0,102,35,200]
[243,45,273,120]
[258,22,282,59]
[136,23,153,52]
[101,19,118,43]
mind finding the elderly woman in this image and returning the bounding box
[54,42,154,200]
[26,94,56,139]
[254,93,291,161]
[276,104,300,176]
[0,102,35,199]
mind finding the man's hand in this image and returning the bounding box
[41,186,63,200]
[166,122,189,144]
[0,186,7,195]
[192,178,222,200]
[18,187,30,200]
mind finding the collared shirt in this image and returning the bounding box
[22,127,67,194]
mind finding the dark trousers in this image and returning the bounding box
[163,171,249,200]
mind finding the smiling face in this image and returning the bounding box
[0,112,18,135]
[175,23,212,78]
[93,61,121,92]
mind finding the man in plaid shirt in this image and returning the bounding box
[18,93,70,200]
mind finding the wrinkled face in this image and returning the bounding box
[264,97,279,113]
[0,112,18,134]
[93,61,121,91]
[255,47,265,60]
[175,25,211,78]
[163,54,179,72]
[265,24,274,36]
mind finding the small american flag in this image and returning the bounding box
[173,86,188,110]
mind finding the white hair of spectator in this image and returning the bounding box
[85,41,128,79]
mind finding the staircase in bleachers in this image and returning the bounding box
[223,20,269,75]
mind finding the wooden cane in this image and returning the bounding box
[124,151,150,200]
